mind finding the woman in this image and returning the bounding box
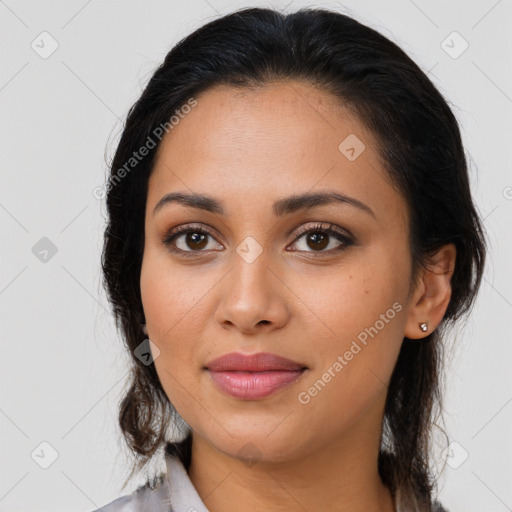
[93,6,486,512]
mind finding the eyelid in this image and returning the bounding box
[162,223,223,250]
[162,221,354,256]
[289,222,353,244]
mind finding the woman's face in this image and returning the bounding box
[140,81,416,463]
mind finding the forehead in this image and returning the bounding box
[148,81,407,228]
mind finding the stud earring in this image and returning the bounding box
[419,322,428,332]
[141,323,148,336]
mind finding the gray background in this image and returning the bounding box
[1,0,511,510]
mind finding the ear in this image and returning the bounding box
[404,243,456,339]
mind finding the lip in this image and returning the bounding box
[205,352,307,372]
[204,352,308,400]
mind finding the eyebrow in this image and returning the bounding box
[152,191,375,218]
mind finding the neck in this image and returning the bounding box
[187,396,396,512]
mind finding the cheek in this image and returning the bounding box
[140,249,212,341]
[289,257,404,338]
[292,269,405,433]
[140,237,409,430]
[140,252,216,401]
[290,254,407,387]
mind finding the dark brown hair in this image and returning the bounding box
[101,6,487,510]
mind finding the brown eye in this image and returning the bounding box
[162,225,222,256]
[181,231,208,250]
[289,223,354,255]
[304,231,329,251]
[162,222,354,259]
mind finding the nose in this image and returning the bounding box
[214,250,290,335]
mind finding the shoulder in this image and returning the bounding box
[88,473,170,512]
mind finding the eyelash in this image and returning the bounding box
[162,222,354,258]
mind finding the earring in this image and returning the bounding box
[419,322,428,332]
[141,323,148,336]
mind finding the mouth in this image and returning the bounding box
[206,368,307,400]
[204,352,308,400]
[204,351,307,372]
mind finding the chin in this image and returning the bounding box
[199,426,310,466]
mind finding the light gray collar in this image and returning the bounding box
[165,452,210,512]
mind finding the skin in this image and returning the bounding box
[139,81,456,512]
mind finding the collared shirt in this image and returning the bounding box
[91,452,209,512]
[90,452,449,512]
